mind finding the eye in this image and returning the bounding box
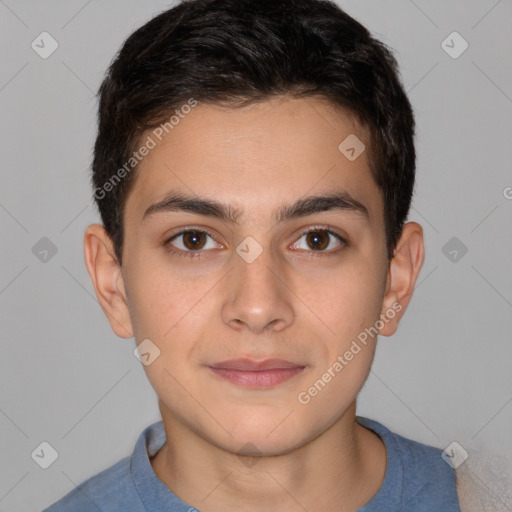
[164,226,346,260]
[165,229,220,258]
[290,228,346,254]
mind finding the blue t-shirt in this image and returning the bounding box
[43,416,460,511]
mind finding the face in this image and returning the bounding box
[103,96,397,455]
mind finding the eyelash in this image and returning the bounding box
[163,226,347,260]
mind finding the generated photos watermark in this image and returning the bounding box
[298,302,403,405]
[94,97,198,200]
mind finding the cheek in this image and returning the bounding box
[126,258,213,341]
[293,264,382,424]
[293,255,385,346]
[125,260,221,395]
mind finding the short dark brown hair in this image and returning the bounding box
[92,0,416,264]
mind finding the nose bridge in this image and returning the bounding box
[221,239,294,333]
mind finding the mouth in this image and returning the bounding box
[207,358,306,389]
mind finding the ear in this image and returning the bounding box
[379,221,424,337]
[83,223,133,338]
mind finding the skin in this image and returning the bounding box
[84,95,424,512]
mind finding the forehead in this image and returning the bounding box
[124,95,382,226]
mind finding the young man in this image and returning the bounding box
[44,0,461,510]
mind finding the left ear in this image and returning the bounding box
[379,221,425,336]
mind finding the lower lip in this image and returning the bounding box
[208,367,304,388]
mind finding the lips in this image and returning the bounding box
[208,358,305,388]
[210,358,303,371]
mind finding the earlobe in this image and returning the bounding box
[83,224,134,339]
[379,222,425,337]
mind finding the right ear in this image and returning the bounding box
[83,224,133,338]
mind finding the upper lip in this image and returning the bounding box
[209,358,304,371]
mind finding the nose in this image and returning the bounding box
[221,246,295,334]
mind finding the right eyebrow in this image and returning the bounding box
[142,192,243,224]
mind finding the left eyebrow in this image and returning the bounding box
[275,192,369,223]
[141,190,369,225]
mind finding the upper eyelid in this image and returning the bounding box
[293,227,346,247]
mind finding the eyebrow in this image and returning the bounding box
[141,190,369,225]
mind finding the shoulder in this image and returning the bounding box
[397,436,459,509]
[42,456,143,512]
[357,416,460,511]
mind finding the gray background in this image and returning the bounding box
[0,1,511,510]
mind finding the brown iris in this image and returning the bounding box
[305,231,329,250]
[182,231,208,250]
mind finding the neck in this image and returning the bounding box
[150,402,387,512]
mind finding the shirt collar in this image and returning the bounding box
[130,420,193,511]
[128,417,397,510]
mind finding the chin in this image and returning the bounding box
[210,410,320,457]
